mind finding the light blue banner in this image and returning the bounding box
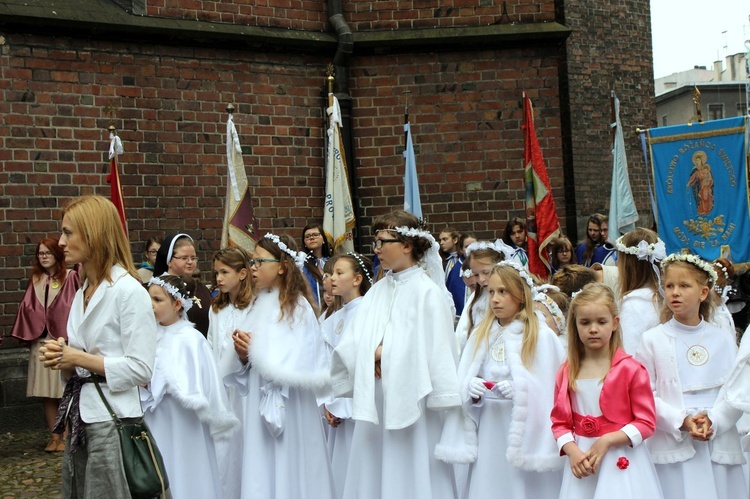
[649,116,749,263]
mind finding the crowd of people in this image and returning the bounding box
[9,195,750,499]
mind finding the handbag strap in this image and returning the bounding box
[92,377,123,426]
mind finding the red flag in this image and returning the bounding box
[522,93,560,279]
[106,133,127,235]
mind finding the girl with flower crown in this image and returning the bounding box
[437,261,566,499]
[141,274,240,499]
[331,210,462,499]
[551,283,662,499]
[321,252,374,498]
[635,253,746,499]
[454,240,513,351]
[614,228,666,354]
[226,233,334,499]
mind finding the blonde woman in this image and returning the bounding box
[39,196,156,499]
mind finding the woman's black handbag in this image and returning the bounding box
[92,378,169,499]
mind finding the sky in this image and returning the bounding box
[651,0,750,78]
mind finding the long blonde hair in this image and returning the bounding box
[565,283,622,390]
[472,264,539,368]
[62,196,138,284]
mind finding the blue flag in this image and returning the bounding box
[649,116,749,262]
[403,122,423,219]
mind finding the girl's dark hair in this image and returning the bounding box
[581,214,603,264]
[301,223,332,258]
[372,210,432,262]
[550,236,577,270]
[141,237,161,254]
[257,234,317,320]
[211,246,253,312]
[300,223,330,291]
[502,217,527,248]
[32,237,67,282]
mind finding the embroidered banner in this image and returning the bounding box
[648,116,749,263]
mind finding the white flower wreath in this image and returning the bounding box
[661,253,718,285]
[496,259,535,290]
[148,276,194,313]
[465,239,515,260]
[386,226,446,290]
[614,236,667,263]
[533,286,566,335]
[264,233,307,269]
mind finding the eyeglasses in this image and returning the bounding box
[304,233,322,240]
[147,249,159,255]
[250,258,280,268]
[371,238,401,251]
[172,256,198,262]
[37,251,53,257]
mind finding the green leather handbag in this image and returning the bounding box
[93,378,169,499]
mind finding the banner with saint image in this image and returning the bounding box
[648,116,749,262]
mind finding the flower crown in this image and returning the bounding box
[533,284,566,334]
[346,252,374,286]
[389,226,439,251]
[148,276,195,313]
[461,268,473,279]
[465,239,515,260]
[661,253,718,285]
[264,233,307,269]
[615,236,667,263]
[496,260,535,290]
[713,261,729,282]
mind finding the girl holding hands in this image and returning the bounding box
[227,233,334,499]
[636,254,746,499]
[551,283,662,498]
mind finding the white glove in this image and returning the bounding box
[469,377,487,400]
[492,380,514,399]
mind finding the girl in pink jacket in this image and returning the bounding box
[551,283,663,499]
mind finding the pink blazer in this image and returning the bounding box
[551,348,656,442]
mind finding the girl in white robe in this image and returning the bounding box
[331,210,463,499]
[636,254,746,499]
[321,252,374,499]
[142,274,240,499]
[226,233,334,499]
[455,240,513,351]
[437,260,565,499]
[613,228,666,354]
[207,246,255,499]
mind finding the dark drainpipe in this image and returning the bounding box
[327,0,363,252]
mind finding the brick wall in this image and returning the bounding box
[561,0,656,236]
[0,0,656,348]
[343,0,555,30]
[145,0,328,30]
[350,48,564,236]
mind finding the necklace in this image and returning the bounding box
[490,320,506,362]
[674,327,708,367]
[83,283,99,310]
[50,279,60,289]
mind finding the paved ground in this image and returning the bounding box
[0,429,62,498]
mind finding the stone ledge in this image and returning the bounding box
[0,0,569,54]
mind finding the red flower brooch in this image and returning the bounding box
[616,456,629,470]
[578,416,600,437]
